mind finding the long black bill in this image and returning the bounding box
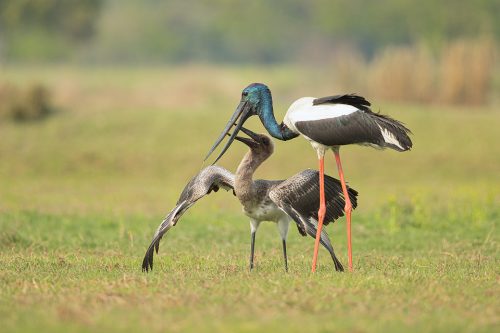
[204,101,253,164]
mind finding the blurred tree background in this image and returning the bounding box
[0,0,102,61]
[0,0,498,107]
[1,0,498,63]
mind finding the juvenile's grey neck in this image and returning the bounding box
[235,149,271,203]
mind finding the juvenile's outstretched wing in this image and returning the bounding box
[269,169,359,271]
[142,166,234,272]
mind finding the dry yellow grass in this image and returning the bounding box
[440,38,496,105]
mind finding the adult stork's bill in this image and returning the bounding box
[205,83,412,272]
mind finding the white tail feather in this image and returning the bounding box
[377,124,403,150]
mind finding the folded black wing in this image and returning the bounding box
[270,169,358,226]
[269,169,358,271]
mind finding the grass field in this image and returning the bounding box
[0,66,499,332]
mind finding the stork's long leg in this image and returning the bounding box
[333,148,353,272]
[311,154,326,272]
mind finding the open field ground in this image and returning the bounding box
[0,66,499,332]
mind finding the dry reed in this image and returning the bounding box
[331,38,497,106]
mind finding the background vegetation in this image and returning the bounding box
[1,0,498,107]
[0,1,498,332]
[1,0,499,63]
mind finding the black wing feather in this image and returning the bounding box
[313,94,371,112]
[270,169,358,227]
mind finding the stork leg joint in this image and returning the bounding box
[318,203,326,221]
[344,201,352,214]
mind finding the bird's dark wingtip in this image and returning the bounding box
[333,255,344,272]
[141,245,155,272]
[347,186,359,210]
[141,258,150,272]
[313,94,371,111]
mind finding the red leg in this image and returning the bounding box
[311,155,326,272]
[333,148,353,272]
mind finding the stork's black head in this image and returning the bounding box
[204,83,272,164]
[241,83,270,107]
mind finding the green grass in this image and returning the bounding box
[0,66,499,332]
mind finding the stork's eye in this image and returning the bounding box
[242,91,248,97]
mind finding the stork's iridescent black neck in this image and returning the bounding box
[250,84,298,141]
[205,83,298,164]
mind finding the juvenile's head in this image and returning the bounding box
[234,126,274,157]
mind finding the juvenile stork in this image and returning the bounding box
[205,83,412,272]
[142,127,358,272]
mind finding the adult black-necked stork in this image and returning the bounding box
[205,83,412,272]
[142,127,358,272]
